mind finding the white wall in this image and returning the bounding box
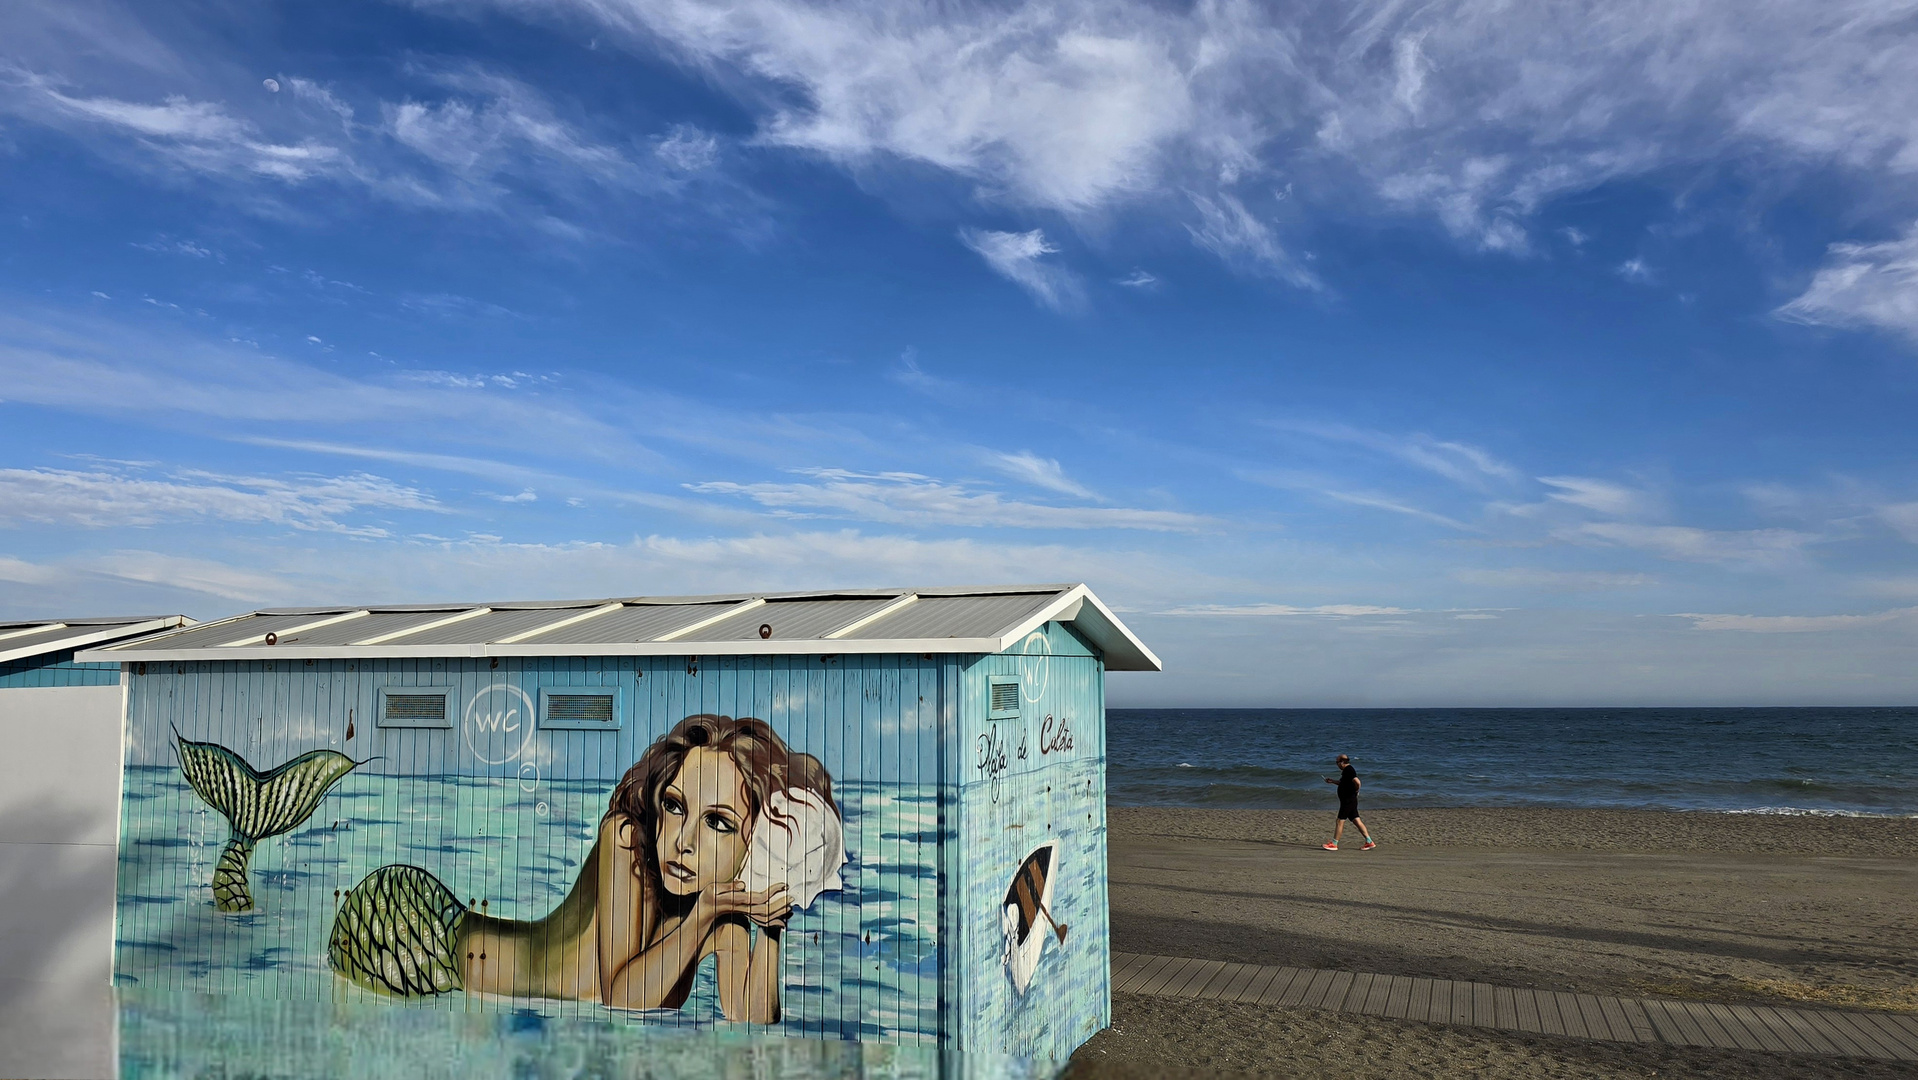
[0,683,123,1080]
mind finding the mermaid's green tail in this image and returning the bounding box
[174,733,358,912]
[328,864,467,996]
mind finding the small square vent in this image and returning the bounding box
[540,687,622,730]
[546,693,615,724]
[377,688,451,728]
[989,678,1021,719]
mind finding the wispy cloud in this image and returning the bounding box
[1454,568,1657,590]
[1538,475,1655,517]
[0,465,440,536]
[1674,608,1918,633]
[1567,522,1815,567]
[1159,602,1416,617]
[1776,223,1918,342]
[498,0,1918,279]
[0,310,649,463]
[885,348,962,399]
[1116,269,1159,289]
[0,62,742,232]
[686,468,1205,531]
[959,228,1082,311]
[1277,422,1520,488]
[1186,192,1318,288]
[1317,489,1472,530]
[981,450,1096,499]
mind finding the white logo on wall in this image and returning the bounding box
[464,684,537,765]
[1019,630,1051,703]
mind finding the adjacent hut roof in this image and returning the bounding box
[0,616,195,665]
[78,584,1161,671]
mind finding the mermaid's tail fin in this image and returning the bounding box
[328,864,467,996]
[174,732,358,912]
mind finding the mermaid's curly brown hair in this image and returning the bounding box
[606,714,837,877]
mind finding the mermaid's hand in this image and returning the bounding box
[707,881,792,929]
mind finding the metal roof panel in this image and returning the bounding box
[395,607,596,647]
[74,586,1161,670]
[512,603,738,645]
[840,592,1055,641]
[0,616,195,664]
[694,597,898,642]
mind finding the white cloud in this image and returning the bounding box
[1317,490,1472,531]
[1186,191,1317,287]
[655,124,719,171]
[1776,223,1918,341]
[1617,257,1653,283]
[1674,608,1917,633]
[686,468,1205,531]
[1159,603,1415,617]
[1538,475,1654,517]
[1279,422,1520,488]
[1454,568,1657,590]
[496,0,1918,275]
[0,62,734,230]
[0,310,647,463]
[1116,269,1158,288]
[81,551,312,602]
[981,450,1096,499]
[0,466,440,536]
[958,228,1082,310]
[1567,522,1815,566]
[1881,501,1918,542]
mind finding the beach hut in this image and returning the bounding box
[0,615,193,1080]
[84,585,1158,1074]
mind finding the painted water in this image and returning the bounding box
[1108,707,1918,816]
[116,766,943,1043]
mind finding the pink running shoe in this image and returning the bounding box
[1321,842,1338,850]
[1362,840,1377,850]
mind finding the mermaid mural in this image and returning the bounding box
[326,714,846,1023]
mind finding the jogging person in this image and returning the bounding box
[1322,754,1376,850]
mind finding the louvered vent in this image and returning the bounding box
[383,693,447,722]
[546,693,616,724]
[989,679,1020,718]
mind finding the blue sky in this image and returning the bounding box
[4,0,1918,705]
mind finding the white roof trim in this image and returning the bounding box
[823,593,916,639]
[993,585,1161,672]
[353,607,492,646]
[653,597,766,642]
[74,585,1162,671]
[497,601,624,644]
[0,623,64,643]
[217,610,369,648]
[0,617,194,665]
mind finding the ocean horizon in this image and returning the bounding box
[1107,707,1918,817]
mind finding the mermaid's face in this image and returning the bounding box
[655,746,751,896]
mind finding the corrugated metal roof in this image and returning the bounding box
[77,586,1160,671]
[0,616,196,665]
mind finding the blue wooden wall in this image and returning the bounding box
[951,623,1107,1062]
[114,627,1108,1069]
[0,651,120,689]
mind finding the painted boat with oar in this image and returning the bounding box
[1001,840,1066,994]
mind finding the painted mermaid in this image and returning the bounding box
[326,714,845,1023]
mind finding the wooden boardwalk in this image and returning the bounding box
[1112,952,1918,1062]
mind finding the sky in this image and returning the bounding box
[3,0,1918,706]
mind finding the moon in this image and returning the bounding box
[262,78,280,93]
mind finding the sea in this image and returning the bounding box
[1107,707,1918,817]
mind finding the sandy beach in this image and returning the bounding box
[1067,807,1918,1078]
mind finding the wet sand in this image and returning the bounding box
[1067,807,1918,1078]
